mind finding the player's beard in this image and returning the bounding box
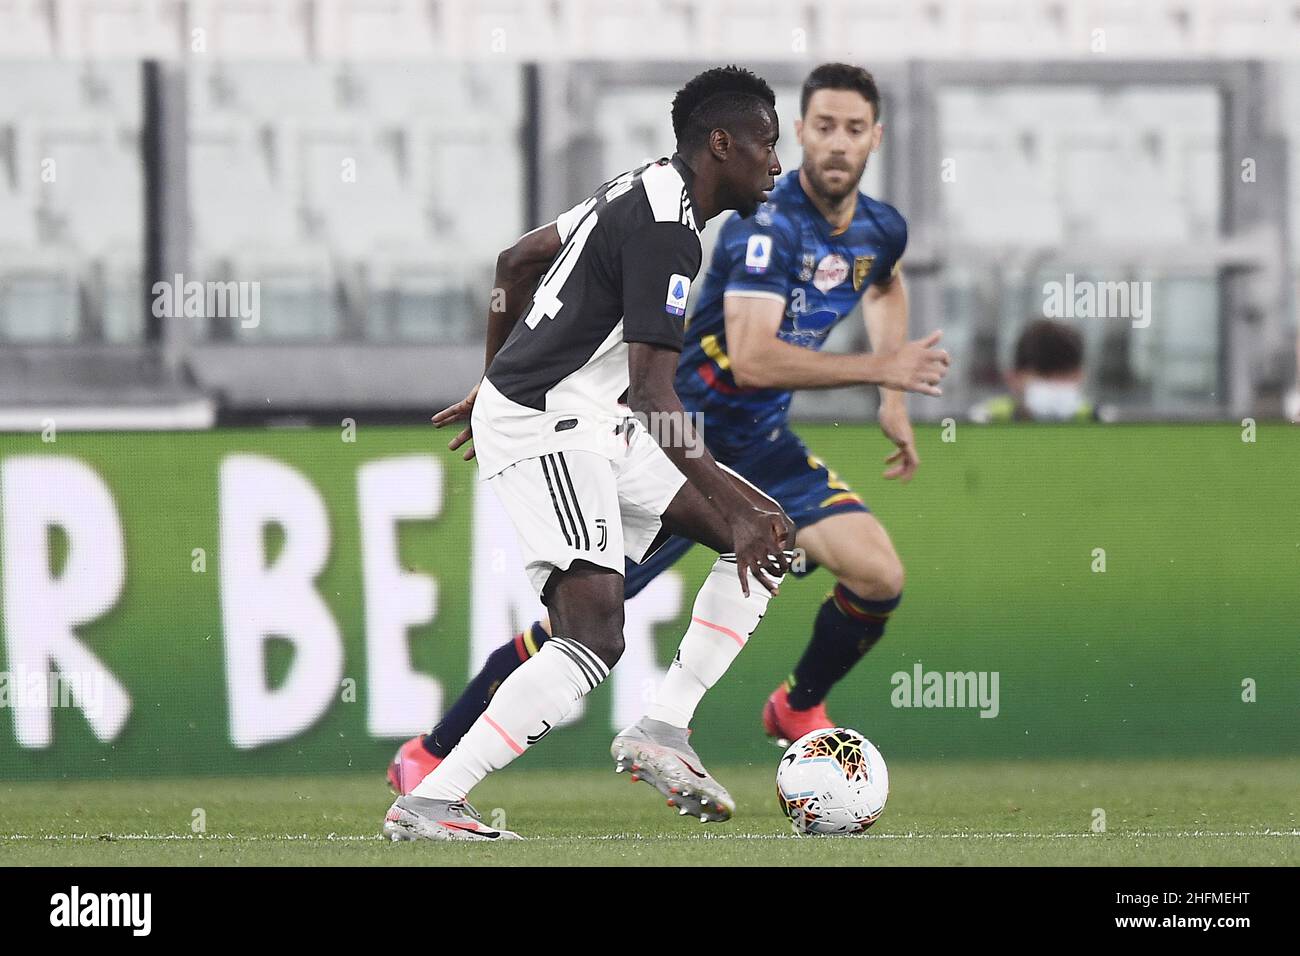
[806,159,866,205]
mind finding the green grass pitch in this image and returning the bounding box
[4,758,1297,866]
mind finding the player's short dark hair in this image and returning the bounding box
[800,63,881,121]
[672,65,777,152]
[1014,320,1084,375]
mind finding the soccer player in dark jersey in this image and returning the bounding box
[384,66,798,840]
[388,64,951,832]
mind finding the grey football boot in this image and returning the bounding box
[383,794,523,841]
[611,717,736,823]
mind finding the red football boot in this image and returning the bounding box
[386,735,443,795]
[762,684,835,747]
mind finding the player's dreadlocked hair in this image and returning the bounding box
[671,65,777,152]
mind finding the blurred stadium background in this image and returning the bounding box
[1,0,1298,424]
[0,1,1297,787]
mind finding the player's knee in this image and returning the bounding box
[879,555,905,598]
[842,554,904,601]
[574,592,625,668]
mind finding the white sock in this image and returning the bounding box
[645,556,780,728]
[412,636,610,802]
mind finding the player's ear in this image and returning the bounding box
[794,117,804,146]
[871,123,884,153]
[708,128,731,161]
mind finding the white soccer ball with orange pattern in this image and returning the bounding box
[776,727,888,835]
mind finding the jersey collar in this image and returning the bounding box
[670,154,703,232]
[789,169,859,238]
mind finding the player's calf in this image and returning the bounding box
[784,584,902,712]
[614,554,781,821]
[399,565,620,819]
[773,512,906,724]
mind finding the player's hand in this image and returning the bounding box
[731,506,795,598]
[431,382,480,461]
[879,400,920,482]
[877,330,949,397]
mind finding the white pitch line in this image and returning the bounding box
[2,830,1298,843]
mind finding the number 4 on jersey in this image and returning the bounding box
[524,209,599,330]
[522,168,638,331]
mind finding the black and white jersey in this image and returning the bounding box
[472,155,703,478]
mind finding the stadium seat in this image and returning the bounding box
[0,0,55,56]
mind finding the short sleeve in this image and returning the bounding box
[872,206,908,287]
[718,210,797,303]
[555,196,595,242]
[621,221,702,352]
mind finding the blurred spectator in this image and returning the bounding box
[970,319,1113,422]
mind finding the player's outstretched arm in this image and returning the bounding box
[724,293,950,396]
[431,221,563,460]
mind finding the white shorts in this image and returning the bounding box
[486,421,688,599]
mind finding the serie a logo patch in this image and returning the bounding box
[745,234,772,273]
[665,274,690,315]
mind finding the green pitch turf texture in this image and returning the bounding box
[3,759,1296,865]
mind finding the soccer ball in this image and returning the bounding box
[776,728,888,835]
